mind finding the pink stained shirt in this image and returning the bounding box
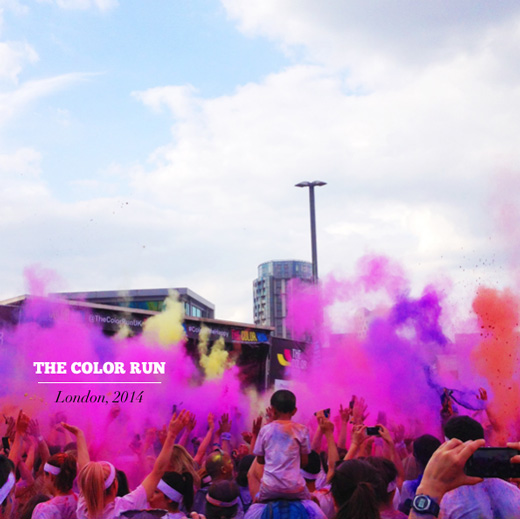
[32,493,79,519]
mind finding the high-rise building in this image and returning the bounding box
[253,260,312,338]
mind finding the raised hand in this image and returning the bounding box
[252,416,263,436]
[352,396,368,425]
[207,412,215,430]
[351,424,367,447]
[169,409,188,438]
[60,422,81,437]
[241,431,253,445]
[339,403,351,424]
[417,439,485,500]
[377,424,394,446]
[317,412,334,436]
[16,410,30,435]
[186,412,197,432]
[218,413,232,434]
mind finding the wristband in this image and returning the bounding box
[220,432,232,441]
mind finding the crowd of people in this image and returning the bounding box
[1,389,520,519]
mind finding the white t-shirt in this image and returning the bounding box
[253,420,311,493]
[76,484,148,519]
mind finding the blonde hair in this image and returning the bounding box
[78,462,116,518]
[170,445,201,488]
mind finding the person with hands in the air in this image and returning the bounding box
[62,409,189,519]
[253,390,311,502]
[217,414,233,456]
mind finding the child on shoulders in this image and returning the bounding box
[253,390,311,502]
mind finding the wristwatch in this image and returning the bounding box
[412,494,440,516]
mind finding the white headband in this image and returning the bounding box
[206,494,239,507]
[0,473,15,505]
[387,480,397,493]
[157,479,184,504]
[44,463,61,476]
[104,462,116,490]
[300,469,319,480]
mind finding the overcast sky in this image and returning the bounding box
[1,0,520,324]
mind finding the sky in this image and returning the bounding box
[1,0,520,324]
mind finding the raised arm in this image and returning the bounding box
[378,424,404,483]
[318,413,339,482]
[141,409,188,500]
[311,422,324,453]
[60,422,90,470]
[217,413,232,455]
[249,415,263,454]
[337,404,351,450]
[194,412,215,466]
[344,424,366,460]
[178,412,197,448]
[8,410,30,465]
[27,418,50,471]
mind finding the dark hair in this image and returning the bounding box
[413,434,442,469]
[63,442,78,454]
[270,390,296,413]
[45,452,77,493]
[302,450,321,479]
[19,494,50,519]
[236,454,254,488]
[0,455,15,508]
[161,471,194,512]
[205,480,240,519]
[116,469,130,497]
[444,416,484,442]
[364,457,398,505]
[331,459,382,519]
[205,451,232,480]
[320,450,329,474]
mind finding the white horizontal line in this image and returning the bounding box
[37,381,161,384]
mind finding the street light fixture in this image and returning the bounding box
[295,180,327,283]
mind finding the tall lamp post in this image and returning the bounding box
[295,180,326,283]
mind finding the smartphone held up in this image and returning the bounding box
[464,447,520,479]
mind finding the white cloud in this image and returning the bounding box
[0,40,38,83]
[124,20,520,319]
[221,1,520,67]
[133,85,198,120]
[1,1,519,324]
[0,73,93,126]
